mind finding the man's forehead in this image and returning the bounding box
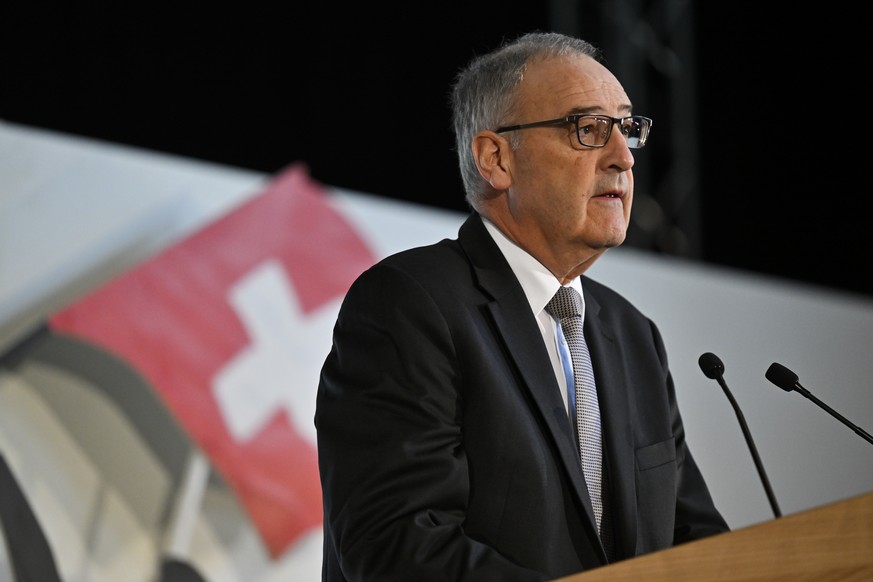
[519,56,631,112]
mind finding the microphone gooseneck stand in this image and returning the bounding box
[699,352,782,518]
[766,362,873,446]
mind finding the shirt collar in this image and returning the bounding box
[482,217,585,318]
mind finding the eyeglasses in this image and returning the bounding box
[495,114,653,149]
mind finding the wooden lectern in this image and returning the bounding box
[555,491,873,581]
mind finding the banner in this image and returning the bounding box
[50,163,376,557]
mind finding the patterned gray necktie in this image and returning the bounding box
[546,286,610,549]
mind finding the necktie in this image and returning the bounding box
[546,286,611,554]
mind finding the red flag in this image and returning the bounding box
[50,163,376,557]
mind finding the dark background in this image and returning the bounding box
[3,3,870,299]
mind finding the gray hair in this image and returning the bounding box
[450,31,601,210]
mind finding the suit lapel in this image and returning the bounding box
[457,215,601,534]
[582,285,639,559]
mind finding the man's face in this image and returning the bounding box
[492,54,637,279]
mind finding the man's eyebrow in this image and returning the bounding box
[566,104,634,116]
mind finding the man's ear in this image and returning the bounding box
[472,131,512,191]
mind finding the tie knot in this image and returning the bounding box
[546,286,582,320]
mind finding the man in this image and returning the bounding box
[315,31,728,581]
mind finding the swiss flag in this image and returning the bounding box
[50,163,376,557]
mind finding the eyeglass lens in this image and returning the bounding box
[578,116,650,148]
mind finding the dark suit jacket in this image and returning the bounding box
[316,212,728,581]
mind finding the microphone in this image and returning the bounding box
[698,352,782,518]
[765,362,873,446]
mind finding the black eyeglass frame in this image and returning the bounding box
[494,114,653,149]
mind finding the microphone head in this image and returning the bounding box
[698,352,725,380]
[766,362,799,391]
